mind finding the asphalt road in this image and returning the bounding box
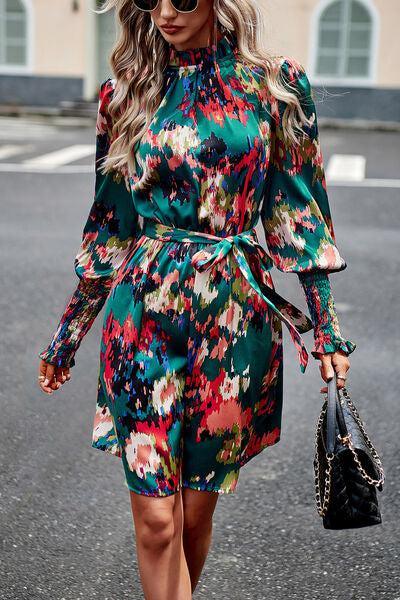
[0,118,399,600]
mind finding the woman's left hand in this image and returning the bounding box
[317,350,350,393]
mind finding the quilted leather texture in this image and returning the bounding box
[322,451,382,530]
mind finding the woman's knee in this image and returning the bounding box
[183,507,213,540]
[133,495,180,552]
[182,490,217,539]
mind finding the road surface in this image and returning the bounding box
[0,116,399,599]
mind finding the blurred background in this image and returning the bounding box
[0,0,399,122]
[1,1,399,599]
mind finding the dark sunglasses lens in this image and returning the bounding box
[171,0,198,11]
[134,0,158,10]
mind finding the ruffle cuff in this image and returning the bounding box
[310,334,357,359]
[38,347,76,369]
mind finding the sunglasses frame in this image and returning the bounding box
[133,0,199,13]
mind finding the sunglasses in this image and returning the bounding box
[133,0,199,12]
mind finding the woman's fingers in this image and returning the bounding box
[38,361,71,394]
[55,368,66,388]
[319,350,350,394]
[332,350,350,391]
[54,366,71,387]
[319,354,335,390]
[38,361,47,390]
[39,362,56,394]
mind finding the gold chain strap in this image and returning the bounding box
[340,387,385,487]
[313,403,334,516]
[314,386,385,517]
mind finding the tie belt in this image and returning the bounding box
[141,219,313,373]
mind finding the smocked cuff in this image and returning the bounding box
[298,270,356,359]
[38,276,113,370]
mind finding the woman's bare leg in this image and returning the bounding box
[129,489,192,600]
[182,488,219,592]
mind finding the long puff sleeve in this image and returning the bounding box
[39,78,140,369]
[260,57,356,358]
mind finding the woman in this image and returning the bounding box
[38,0,356,597]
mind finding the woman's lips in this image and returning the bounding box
[161,25,184,34]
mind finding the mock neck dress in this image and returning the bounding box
[39,30,356,496]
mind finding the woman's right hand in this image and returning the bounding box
[38,359,71,394]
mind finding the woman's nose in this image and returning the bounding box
[159,0,179,18]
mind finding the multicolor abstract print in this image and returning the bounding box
[39,29,355,495]
[299,270,355,358]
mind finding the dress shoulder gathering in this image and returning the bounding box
[39,30,356,495]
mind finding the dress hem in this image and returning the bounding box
[91,432,282,495]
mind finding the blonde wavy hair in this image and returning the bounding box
[97,0,315,186]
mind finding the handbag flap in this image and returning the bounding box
[322,378,382,482]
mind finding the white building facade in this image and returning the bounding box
[0,0,399,120]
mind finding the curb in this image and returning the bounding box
[318,117,400,132]
[0,103,97,125]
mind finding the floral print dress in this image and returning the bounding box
[39,30,355,496]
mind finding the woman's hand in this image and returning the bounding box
[38,359,71,394]
[317,350,350,394]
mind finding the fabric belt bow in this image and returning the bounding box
[142,219,313,373]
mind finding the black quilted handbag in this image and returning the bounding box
[313,373,385,529]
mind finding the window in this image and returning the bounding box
[0,0,28,67]
[315,0,374,79]
[96,2,118,84]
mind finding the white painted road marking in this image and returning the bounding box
[326,154,366,182]
[1,162,399,188]
[0,163,93,174]
[0,144,34,160]
[0,148,400,191]
[23,144,95,169]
